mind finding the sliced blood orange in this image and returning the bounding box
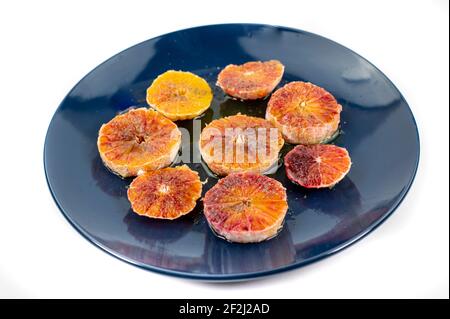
[203,172,288,243]
[284,144,352,188]
[127,165,202,219]
[97,108,181,178]
[146,70,213,121]
[266,81,342,144]
[217,60,284,100]
[199,114,284,176]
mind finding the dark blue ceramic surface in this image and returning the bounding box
[44,24,419,281]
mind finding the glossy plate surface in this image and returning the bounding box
[44,24,419,280]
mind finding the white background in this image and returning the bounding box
[0,0,448,298]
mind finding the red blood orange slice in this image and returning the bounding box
[199,114,284,176]
[266,81,342,144]
[284,144,352,188]
[127,165,202,219]
[97,108,181,177]
[217,60,284,100]
[203,172,288,243]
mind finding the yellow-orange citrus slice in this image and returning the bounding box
[127,165,202,219]
[203,172,288,243]
[217,60,284,100]
[199,114,284,176]
[285,144,352,188]
[146,70,213,121]
[266,81,342,144]
[97,108,181,177]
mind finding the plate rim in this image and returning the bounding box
[43,23,420,281]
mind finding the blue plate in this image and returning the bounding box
[44,24,419,281]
